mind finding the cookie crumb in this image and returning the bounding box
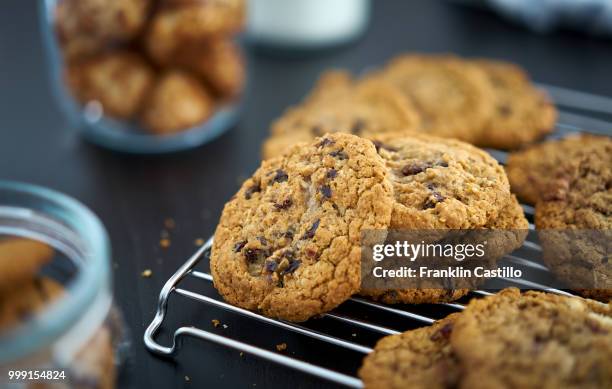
[239,352,244,357]
[275,343,287,351]
[351,333,357,337]
[141,269,152,278]
[184,376,190,382]
[211,319,220,328]
[159,238,171,249]
[222,324,228,329]
[194,238,205,246]
[164,218,176,229]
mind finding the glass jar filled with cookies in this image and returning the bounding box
[40,0,247,153]
[0,181,125,388]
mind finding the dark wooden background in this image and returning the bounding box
[1,1,611,388]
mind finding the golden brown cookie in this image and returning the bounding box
[472,59,557,150]
[55,0,150,61]
[0,238,54,292]
[211,133,394,322]
[451,288,612,389]
[262,73,420,160]
[360,193,527,304]
[378,54,495,143]
[66,51,154,120]
[140,70,214,134]
[505,134,606,205]
[0,277,63,330]
[370,133,513,230]
[535,140,611,300]
[169,40,245,100]
[359,314,462,389]
[145,0,246,64]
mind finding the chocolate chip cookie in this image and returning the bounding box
[211,133,394,322]
[472,59,557,150]
[145,0,246,65]
[378,54,495,143]
[0,277,63,330]
[359,314,462,389]
[0,238,54,292]
[360,192,527,304]
[55,0,150,60]
[370,133,513,230]
[140,70,214,134]
[535,140,611,300]
[170,39,245,100]
[66,51,154,120]
[505,135,606,205]
[261,72,420,160]
[451,288,612,389]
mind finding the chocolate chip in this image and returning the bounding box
[424,184,445,209]
[244,183,261,199]
[430,322,453,341]
[301,219,320,240]
[244,248,261,263]
[603,256,609,264]
[372,140,398,153]
[264,260,278,273]
[274,169,288,183]
[320,185,332,199]
[274,198,293,210]
[326,169,337,179]
[329,150,348,160]
[318,137,335,147]
[439,161,449,168]
[282,259,301,275]
[402,163,428,176]
[498,104,512,117]
[284,230,294,239]
[351,119,366,134]
[257,236,268,246]
[234,240,247,252]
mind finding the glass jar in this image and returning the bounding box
[0,181,125,388]
[39,0,245,154]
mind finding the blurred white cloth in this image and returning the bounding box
[489,0,612,35]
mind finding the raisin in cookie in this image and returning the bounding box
[0,238,54,292]
[145,0,245,65]
[140,70,214,134]
[261,73,420,160]
[359,314,461,389]
[370,133,513,230]
[378,55,495,143]
[66,51,154,120]
[535,141,611,300]
[211,133,394,322]
[472,59,557,150]
[451,288,612,389]
[506,135,606,205]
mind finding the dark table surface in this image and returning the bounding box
[1,1,611,388]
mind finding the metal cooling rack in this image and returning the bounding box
[144,83,612,389]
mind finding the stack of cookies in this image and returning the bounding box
[359,288,612,389]
[211,132,527,321]
[261,54,557,159]
[507,136,612,301]
[56,0,246,135]
[0,238,116,389]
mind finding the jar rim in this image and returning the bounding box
[0,181,111,364]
